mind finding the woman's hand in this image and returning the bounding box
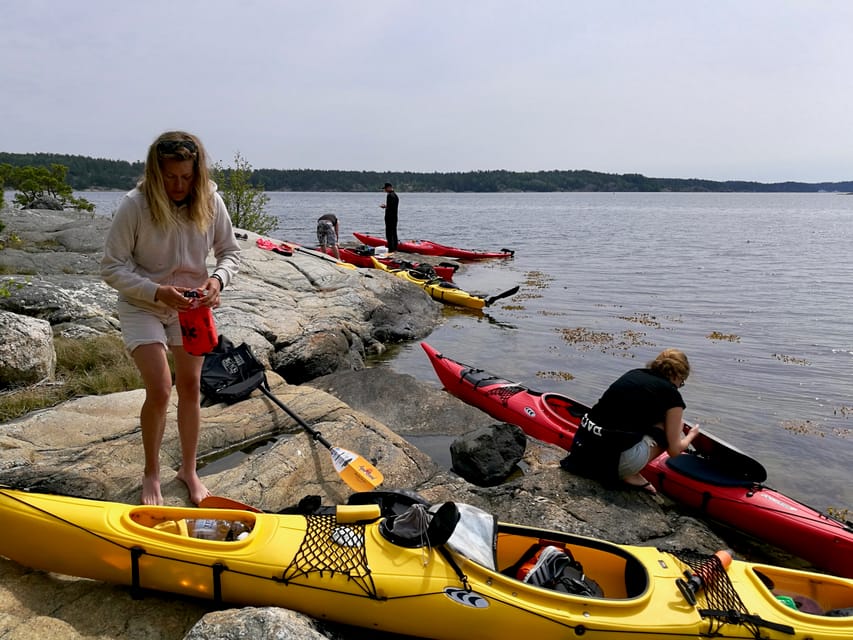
[155,285,195,311]
[199,278,222,309]
[665,407,698,457]
[683,423,700,447]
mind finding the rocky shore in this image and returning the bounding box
[0,207,761,640]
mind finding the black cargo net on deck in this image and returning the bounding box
[672,550,794,638]
[487,384,525,405]
[281,514,377,598]
[461,365,526,405]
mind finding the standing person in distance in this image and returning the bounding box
[562,348,700,494]
[101,131,241,506]
[316,212,340,259]
[379,181,399,252]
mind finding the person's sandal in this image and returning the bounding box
[623,480,657,495]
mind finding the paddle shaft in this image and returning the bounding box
[257,385,383,491]
[282,241,354,267]
[258,386,334,449]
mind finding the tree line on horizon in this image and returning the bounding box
[2,151,851,194]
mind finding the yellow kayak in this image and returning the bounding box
[370,257,518,310]
[1,487,851,640]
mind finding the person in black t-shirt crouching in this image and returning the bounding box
[564,349,700,495]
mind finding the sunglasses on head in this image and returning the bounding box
[157,139,198,156]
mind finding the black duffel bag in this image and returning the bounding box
[200,336,267,404]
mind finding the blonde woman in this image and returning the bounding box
[563,349,700,494]
[101,131,241,506]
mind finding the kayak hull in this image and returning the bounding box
[353,232,513,260]
[371,257,487,309]
[421,342,853,579]
[1,488,850,639]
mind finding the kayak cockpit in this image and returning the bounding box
[124,503,382,544]
[541,392,586,428]
[749,564,853,617]
[124,506,259,543]
[493,523,648,599]
[362,492,649,601]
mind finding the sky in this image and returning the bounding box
[2,0,852,183]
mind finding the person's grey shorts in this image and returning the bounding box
[316,220,337,246]
[618,435,656,478]
[117,300,182,354]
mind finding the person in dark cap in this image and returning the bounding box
[379,182,399,252]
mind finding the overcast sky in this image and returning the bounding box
[2,1,851,182]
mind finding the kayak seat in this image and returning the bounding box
[666,453,757,487]
[379,502,460,548]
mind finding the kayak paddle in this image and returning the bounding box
[202,338,383,493]
[485,285,520,307]
[257,386,384,492]
[281,241,357,269]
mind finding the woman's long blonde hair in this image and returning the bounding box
[647,348,690,382]
[139,131,215,232]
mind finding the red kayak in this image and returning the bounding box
[318,246,458,282]
[353,232,514,260]
[422,341,853,578]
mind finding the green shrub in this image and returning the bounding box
[212,152,277,235]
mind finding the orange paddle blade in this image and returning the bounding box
[330,447,384,492]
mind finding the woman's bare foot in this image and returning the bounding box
[141,473,164,505]
[176,467,210,506]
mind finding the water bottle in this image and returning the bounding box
[186,518,231,541]
[178,290,217,356]
[186,519,252,541]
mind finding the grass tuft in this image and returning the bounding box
[0,334,144,422]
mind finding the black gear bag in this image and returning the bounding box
[200,336,267,404]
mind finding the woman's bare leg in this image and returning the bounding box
[622,442,664,493]
[132,343,173,505]
[171,346,209,505]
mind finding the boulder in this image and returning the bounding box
[0,310,56,387]
[450,422,527,486]
[185,607,329,640]
[26,196,64,210]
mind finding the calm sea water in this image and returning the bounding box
[81,191,852,513]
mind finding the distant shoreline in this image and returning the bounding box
[2,152,851,193]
